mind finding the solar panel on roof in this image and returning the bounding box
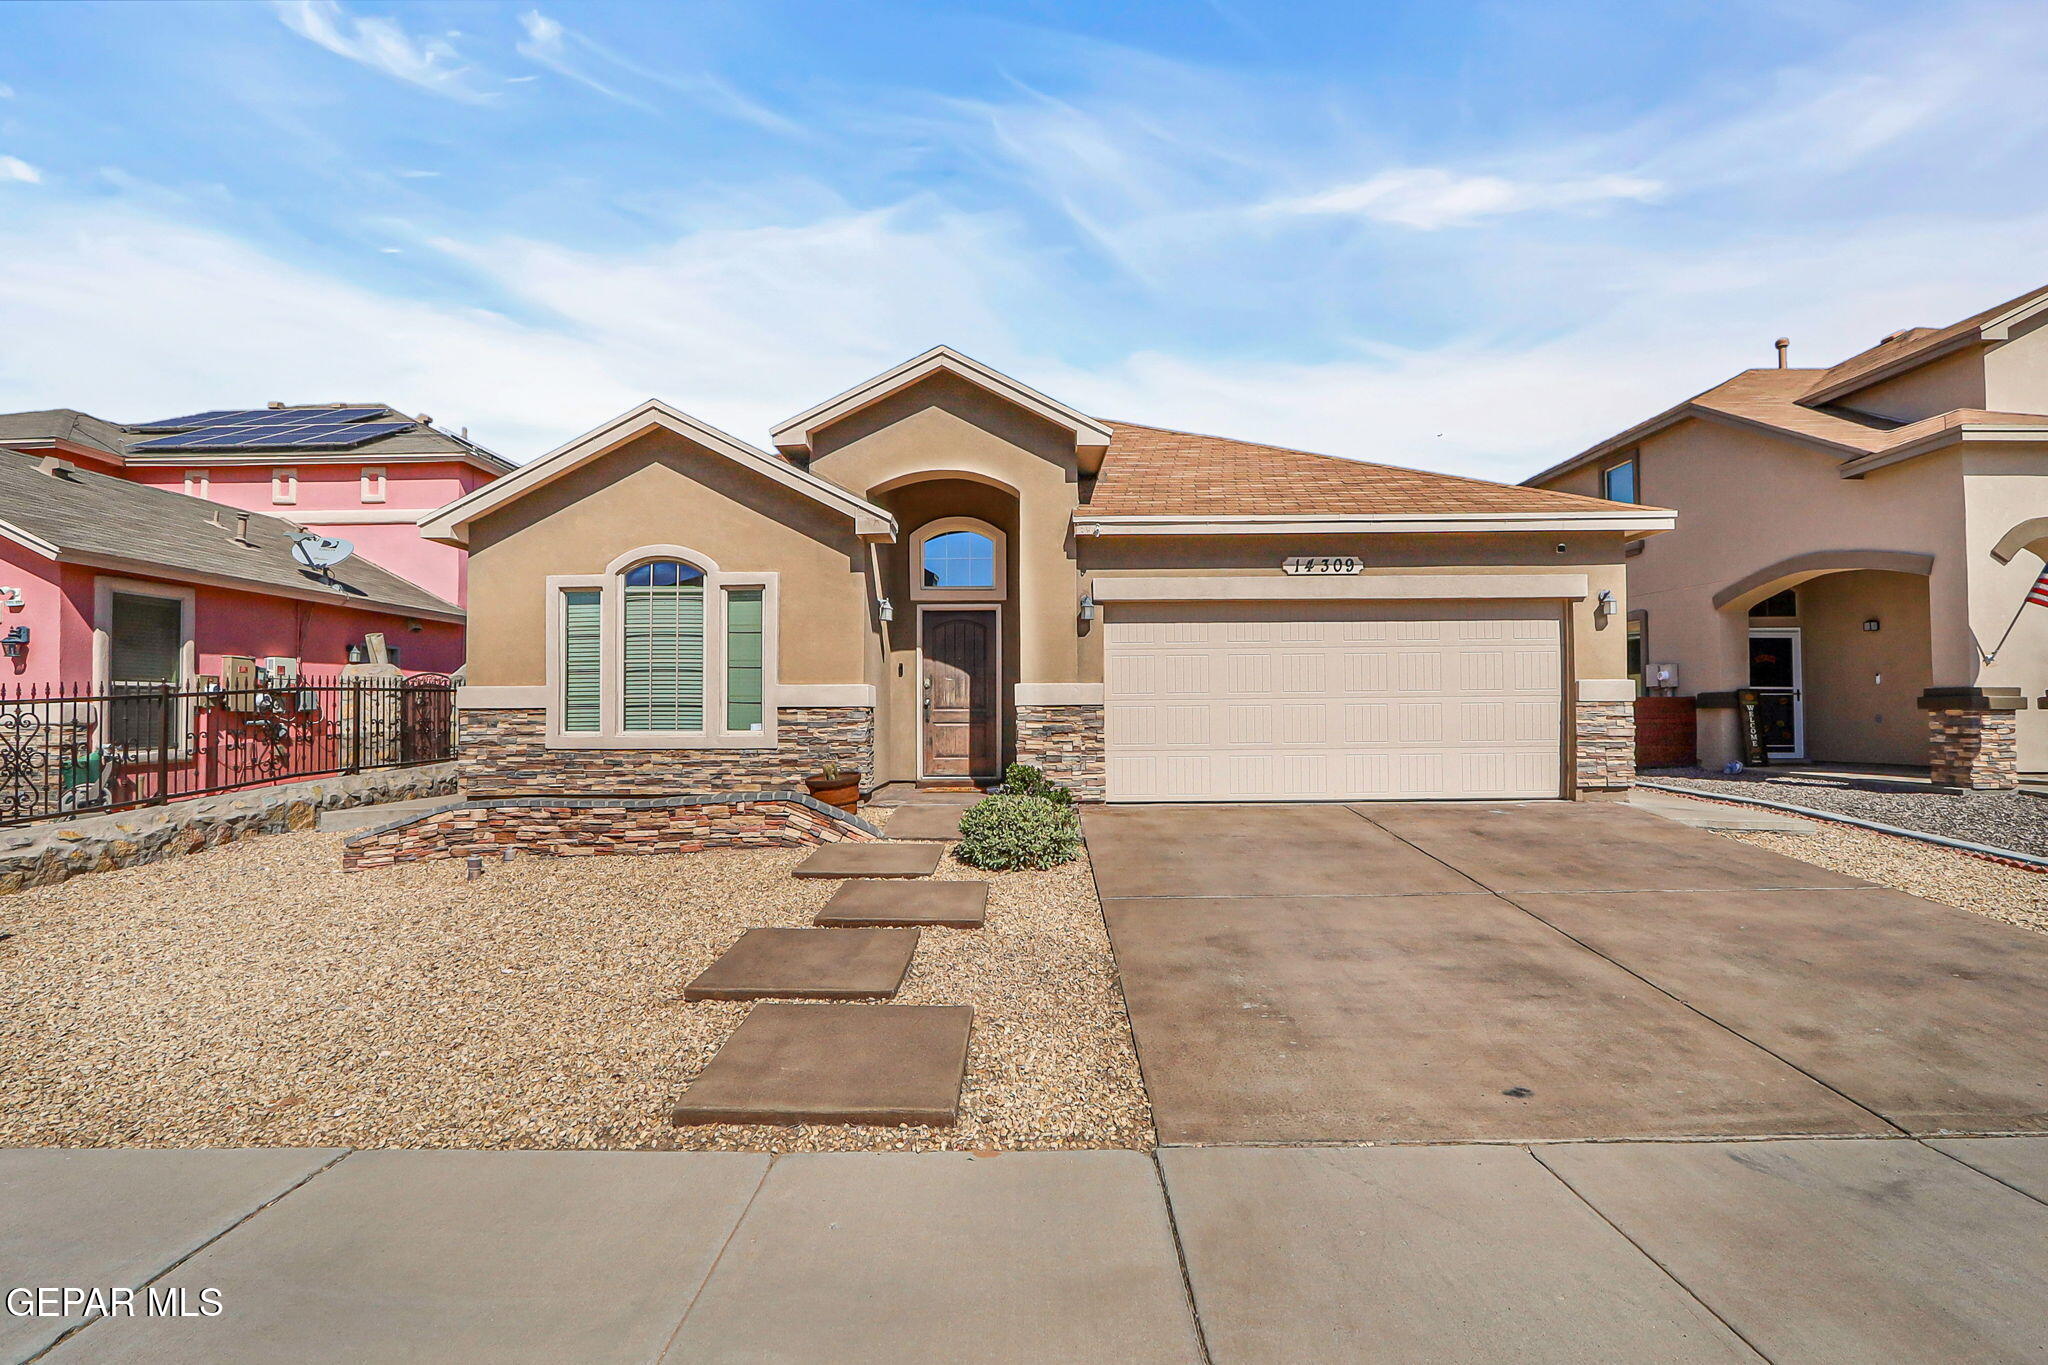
[130,409,243,432]
[129,427,264,450]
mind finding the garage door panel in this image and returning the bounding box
[1106,600,1563,802]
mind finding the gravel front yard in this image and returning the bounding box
[1648,767,2048,859]
[0,819,1153,1153]
[1710,822,2047,934]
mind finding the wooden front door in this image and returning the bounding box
[921,609,998,779]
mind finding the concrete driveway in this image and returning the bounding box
[1086,801,2048,1144]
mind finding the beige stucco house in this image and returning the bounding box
[1526,285,2048,787]
[423,348,1668,804]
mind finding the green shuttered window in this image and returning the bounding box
[623,560,705,731]
[561,589,602,732]
[725,587,764,731]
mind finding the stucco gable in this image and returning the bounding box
[419,399,895,545]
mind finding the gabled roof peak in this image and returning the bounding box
[768,345,1113,460]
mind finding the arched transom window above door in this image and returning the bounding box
[911,517,1006,601]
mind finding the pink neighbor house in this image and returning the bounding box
[0,404,510,608]
[0,408,476,689]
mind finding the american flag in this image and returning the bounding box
[2031,565,2048,609]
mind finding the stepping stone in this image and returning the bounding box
[792,841,942,879]
[685,928,920,1001]
[815,880,989,929]
[884,804,971,842]
[671,1003,973,1127]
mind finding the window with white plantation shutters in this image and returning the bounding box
[560,589,602,732]
[622,560,705,731]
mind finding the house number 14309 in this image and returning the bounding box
[1282,556,1364,575]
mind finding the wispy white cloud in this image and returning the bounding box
[1265,168,1662,230]
[515,8,801,135]
[0,156,42,185]
[272,0,490,103]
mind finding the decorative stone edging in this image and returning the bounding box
[0,762,458,896]
[342,790,882,869]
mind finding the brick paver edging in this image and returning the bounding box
[342,791,882,869]
[1635,780,2048,873]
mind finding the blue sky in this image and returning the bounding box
[1,0,2045,482]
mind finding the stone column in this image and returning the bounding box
[1918,687,2028,789]
[1013,703,1105,801]
[1572,699,1635,799]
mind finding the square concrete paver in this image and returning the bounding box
[1083,803,1481,900]
[1161,1145,1759,1364]
[1536,1139,2048,1362]
[1510,887,2048,1133]
[1359,801,1868,893]
[882,804,969,841]
[791,841,943,879]
[670,1003,972,1126]
[662,1152,1202,1364]
[1103,894,1887,1143]
[815,879,988,928]
[42,1150,769,1364]
[684,927,920,1001]
[0,1148,342,1362]
[1925,1136,2048,1202]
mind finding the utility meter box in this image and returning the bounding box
[218,655,258,711]
[262,656,301,679]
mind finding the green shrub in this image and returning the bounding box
[954,793,1082,871]
[997,762,1073,805]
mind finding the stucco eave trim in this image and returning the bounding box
[1072,512,1674,537]
[1838,424,2048,479]
[1801,330,1982,407]
[1090,573,1591,603]
[767,346,1113,456]
[1577,679,1638,703]
[0,517,61,559]
[417,400,897,545]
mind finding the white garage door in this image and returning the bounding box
[1104,600,1563,802]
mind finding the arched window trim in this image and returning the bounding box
[910,516,1006,601]
[544,544,779,750]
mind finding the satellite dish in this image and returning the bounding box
[290,532,355,572]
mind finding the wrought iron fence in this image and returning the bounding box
[0,673,455,827]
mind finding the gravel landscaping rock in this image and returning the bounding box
[1711,824,2048,936]
[1648,768,2048,859]
[0,806,1153,1153]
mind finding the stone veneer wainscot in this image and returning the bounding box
[1574,699,1636,795]
[1920,688,2027,790]
[1014,703,1105,802]
[457,706,873,798]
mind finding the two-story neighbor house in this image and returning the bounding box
[0,404,511,606]
[1525,285,2048,787]
[426,348,1669,804]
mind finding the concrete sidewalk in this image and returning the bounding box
[7,1139,2048,1362]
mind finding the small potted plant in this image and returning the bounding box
[804,759,860,814]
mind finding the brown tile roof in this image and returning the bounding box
[1803,283,2048,402]
[1088,421,1649,518]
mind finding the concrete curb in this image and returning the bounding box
[1635,780,2048,874]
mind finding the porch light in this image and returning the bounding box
[1595,589,1617,618]
[877,597,895,623]
[1863,618,1881,632]
[347,643,367,663]
[1,625,27,659]
[1080,593,1097,622]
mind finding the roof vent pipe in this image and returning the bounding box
[233,511,253,545]
[37,455,76,478]
[267,401,286,409]
[1774,338,1790,368]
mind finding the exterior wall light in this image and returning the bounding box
[1595,589,1618,618]
[1079,593,1097,622]
[1,625,28,659]
[877,597,895,623]
[1862,618,1881,632]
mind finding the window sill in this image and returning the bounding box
[543,729,778,751]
